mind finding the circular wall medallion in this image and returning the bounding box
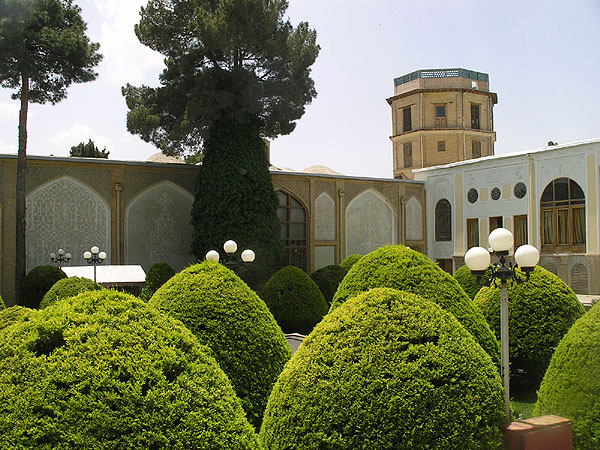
[467,188,478,203]
[514,182,527,199]
[491,187,501,201]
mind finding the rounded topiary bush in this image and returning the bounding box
[453,264,491,300]
[331,245,500,366]
[0,290,260,449]
[149,261,291,429]
[140,262,176,301]
[39,277,103,309]
[18,265,67,309]
[262,265,329,334]
[0,306,34,331]
[474,266,584,386]
[534,302,600,450]
[310,265,347,305]
[260,288,505,449]
[340,254,362,272]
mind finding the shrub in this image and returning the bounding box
[0,294,5,310]
[331,245,500,366]
[340,254,362,272]
[262,266,329,334]
[453,264,491,300]
[17,265,66,309]
[534,302,600,450]
[0,306,34,331]
[39,277,103,309]
[310,265,347,305]
[260,288,505,449]
[140,262,175,301]
[0,290,260,449]
[474,266,584,387]
[149,261,291,429]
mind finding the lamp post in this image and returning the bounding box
[205,240,255,273]
[464,228,539,423]
[83,245,107,283]
[50,248,71,269]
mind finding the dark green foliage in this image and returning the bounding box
[123,0,319,155]
[18,265,66,309]
[262,266,329,334]
[39,277,102,309]
[0,305,34,331]
[69,139,109,158]
[260,288,505,449]
[149,261,291,428]
[309,264,347,305]
[331,245,500,366]
[340,254,362,272]
[0,290,260,449]
[191,119,283,287]
[474,266,584,387]
[140,262,175,301]
[0,294,5,310]
[453,264,491,299]
[534,303,600,450]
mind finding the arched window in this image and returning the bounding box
[277,191,307,271]
[435,199,452,241]
[540,178,585,252]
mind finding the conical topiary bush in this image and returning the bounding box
[260,288,505,449]
[534,302,600,450]
[310,264,347,306]
[453,264,490,300]
[149,261,291,428]
[331,245,500,366]
[39,276,103,309]
[140,262,175,301]
[474,266,585,387]
[18,265,66,309]
[0,290,261,449]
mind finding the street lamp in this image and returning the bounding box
[205,240,255,273]
[83,245,107,283]
[464,228,539,423]
[50,248,71,269]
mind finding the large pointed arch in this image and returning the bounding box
[125,181,195,271]
[276,189,308,271]
[315,192,335,241]
[345,188,396,256]
[26,176,110,270]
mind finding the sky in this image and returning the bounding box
[1,0,599,179]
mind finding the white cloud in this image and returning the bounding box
[0,140,16,154]
[84,0,163,85]
[49,124,114,156]
[0,101,19,120]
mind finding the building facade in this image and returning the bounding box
[414,138,600,295]
[388,68,497,180]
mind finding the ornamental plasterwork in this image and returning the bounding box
[405,197,422,241]
[314,192,335,241]
[345,189,395,256]
[123,170,196,204]
[125,182,195,271]
[26,176,110,271]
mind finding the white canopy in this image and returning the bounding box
[62,265,146,285]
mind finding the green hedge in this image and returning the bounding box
[534,302,600,450]
[331,245,500,366]
[0,306,34,332]
[0,294,5,310]
[261,266,329,334]
[310,265,347,305]
[474,266,584,386]
[18,265,67,309]
[453,264,491,300]
[260,288,505,449]
[140,262,175,301]
[340,254,362,272]
[39,277,103,309]
[149,261,291,429]
[0,290,260,449]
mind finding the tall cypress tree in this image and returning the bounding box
[123,0,319,283]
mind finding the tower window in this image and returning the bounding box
[403,142,413,168]
[435,199,452,241]
[472,141,481,158]
[435,104,446,127]
[471,104,480,129]
[403,107,412,132]
[437,141,445,152]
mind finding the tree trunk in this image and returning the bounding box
[15,74,28,300]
